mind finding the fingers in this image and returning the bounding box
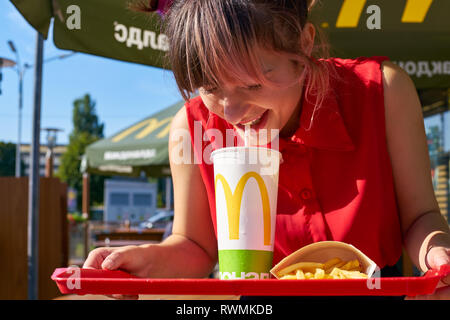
[427,247,450,270]
[101,249,129,270]
[421,246,450,294]
[427,247,450,288]
[81,247,140,300]
[406,247,450,299]
[83,247,115,269]
[440,274,450,287]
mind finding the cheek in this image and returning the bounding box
[266,86,301,112]
[268,87,302,126]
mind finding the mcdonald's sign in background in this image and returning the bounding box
[309,0,450,89]
[83,100,183,177]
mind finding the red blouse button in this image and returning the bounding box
[300,188,313,200]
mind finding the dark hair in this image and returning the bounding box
[131,0,332,111]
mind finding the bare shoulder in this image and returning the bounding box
[169,103,195,165]
[381,60,423,123]
[381,60,416,92]
[170,104,189,132]
[169,104,189,151]
[381,60,406,77]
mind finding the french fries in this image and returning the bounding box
[278,257,368,280]
[278,262,324,276]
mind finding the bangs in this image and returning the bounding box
[188,14,268,90]
[163,0,331,104]
[177,1,272,96]
[165,0,308,100]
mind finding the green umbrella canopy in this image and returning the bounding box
[11,0,168,68]
[10,0,450,87]
[84,100,184,177]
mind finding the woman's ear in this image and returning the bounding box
[301,22,315,56]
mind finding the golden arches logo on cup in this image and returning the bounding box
[215,172,272,246]
[211,147,281,280]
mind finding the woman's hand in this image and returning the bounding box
[406,246,450,300]
[83,245,155,300]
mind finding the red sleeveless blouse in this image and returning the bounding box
[184,56,403,268]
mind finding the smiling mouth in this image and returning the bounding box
[239,110,267,126]
[235,110,269,131]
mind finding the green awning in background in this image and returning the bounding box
[83,100,184,177]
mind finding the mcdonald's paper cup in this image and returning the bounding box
[211,147,282,280]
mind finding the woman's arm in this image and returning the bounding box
[382,61,450,273]
[156,105,218,277]
[83,106,217,281]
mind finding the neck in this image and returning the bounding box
[280,89,304,139]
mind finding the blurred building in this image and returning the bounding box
[19,144,67,176]
[421,88,450,223]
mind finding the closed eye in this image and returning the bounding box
[201,87,218,94]
[201,84,261,94]
[245,84,262,91]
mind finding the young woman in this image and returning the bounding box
[84,0,450,300]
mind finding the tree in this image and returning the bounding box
[0,142,25,176]
[72,94,104,137]
[58,94,106,211]
[0,142,17,176]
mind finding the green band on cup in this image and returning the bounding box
[218,249,273,279]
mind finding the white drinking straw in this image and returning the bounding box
[244,124,251,147]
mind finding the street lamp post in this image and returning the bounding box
[0,57,17,94]
[7,40,76,178]
[17,68,23,177]
[8,40,32,178]
[27,31,44,301]
[42,127,63,178]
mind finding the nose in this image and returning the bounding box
[222,98,249,125]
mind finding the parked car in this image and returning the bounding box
[139,210,174,229]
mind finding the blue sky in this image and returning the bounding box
[0,1,183,145]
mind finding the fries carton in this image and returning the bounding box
[270,241,378,279]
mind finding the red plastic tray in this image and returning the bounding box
[51,265,449,297]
